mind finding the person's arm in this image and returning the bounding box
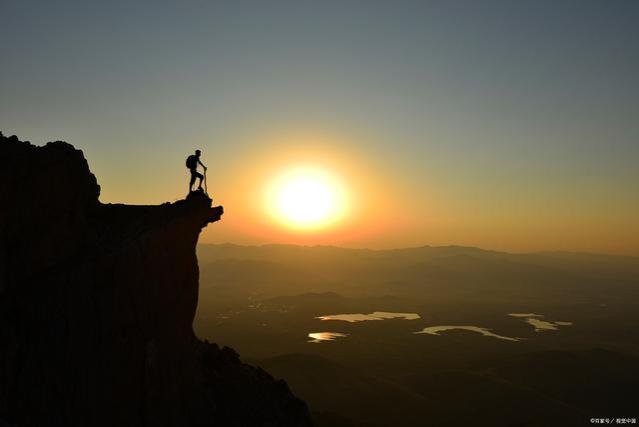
[198,159,207,170]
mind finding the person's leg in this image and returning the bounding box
[195,172,204,189]
[189,170,197,192]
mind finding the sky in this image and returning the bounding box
[1,0,638,254]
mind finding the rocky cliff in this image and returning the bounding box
[0,133,311,427]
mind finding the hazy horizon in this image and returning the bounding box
[198,241,639,258]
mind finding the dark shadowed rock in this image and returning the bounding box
[0,133,312,426]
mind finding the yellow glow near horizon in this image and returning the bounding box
[267,167,347,230]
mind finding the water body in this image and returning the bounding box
[414,326,520,341]
[508,313,573,332]
[317,312,420,322]
[308,332,348,343]
[507,313,543,318]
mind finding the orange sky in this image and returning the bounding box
[162,128,638,256]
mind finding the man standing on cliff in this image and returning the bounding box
[186,149,207,193]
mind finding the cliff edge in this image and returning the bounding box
[0,133,311,426]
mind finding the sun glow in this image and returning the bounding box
[267,167,347,229]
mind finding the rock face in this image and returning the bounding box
[0,133,311,427]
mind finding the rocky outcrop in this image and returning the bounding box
[0,133,311,426]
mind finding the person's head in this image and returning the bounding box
[195,149,201,157]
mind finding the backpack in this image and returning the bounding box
[185,155,197,169]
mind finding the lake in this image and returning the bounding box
[308,332,348,343]
[317,311,420,322]
[414,326,520,341]
[508,313,573,331]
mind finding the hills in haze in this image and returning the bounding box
[195,243,639,426]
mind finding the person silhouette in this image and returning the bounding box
[186,149,207,193]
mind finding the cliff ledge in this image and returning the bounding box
[0,133,311,427]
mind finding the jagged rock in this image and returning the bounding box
[0,133,312,427]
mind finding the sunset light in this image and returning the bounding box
[267,167,347,230]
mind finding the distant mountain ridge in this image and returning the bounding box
[198,243,639,286]
[199,242,638,261]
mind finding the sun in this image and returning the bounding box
[267,167,347,229]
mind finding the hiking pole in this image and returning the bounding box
[204,169,208,196]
